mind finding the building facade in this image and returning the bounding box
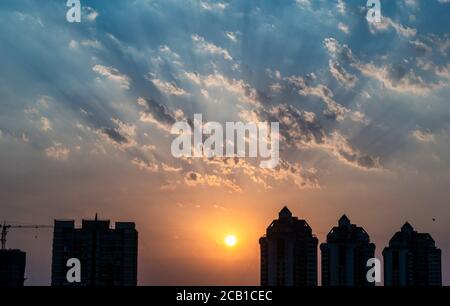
[51,216,138,286]
[259,207,318,286]
[0,249,26,286]
[383,222,441,286]
[320,215,375,286]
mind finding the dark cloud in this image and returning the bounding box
[138,97,181,130]
[268,71,363,122]
[188,171,198,181]
[338,147,379,169]
[247,104,380,170]
[262,104,326,147]
[324,37,445,94]
[329,60,358,88]
[102,127,129,144]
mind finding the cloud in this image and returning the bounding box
[425,33,450,56]
[358,62,443,94]
[435,64,450,80]
[411,129,436,143]
[15,11,44,27]
[184,71,262,106]
[261,104,325,147]
[268,159,319,189]
[22,133,29,142]
[69,39,102,50]
[243,104,380,171]
[338,22,349,34]
[157,45,183,66]
[69,40,78,49]
[131,157,159,172]
[82,39,102,49]
[92,64,130,89]
[45,144,70,160]
[199,1,228,11]
[404,0,418,8]
[225,31,238,43]
[161,163,182,172]
[337,0,346,14]
[274,73,364,122]
[101,127,129,144]
[324,131,381,170]
[419,59,450,80]
[23,99,54,132]
[40,117,52,132]
[324,38,444,94]
[192,34,233,61]
[409,39,432,56]
[2,0,447,202]
[98,119,137,150]
[184,171,242,193]
[369,16,417,37]
[138,97,184,132]
[329,60,358,88]
[295,0,311,8]
[192,155,318,190]
[83,7,99,22]
[146,74,187,96]
[183,71,202,84]
[94,117,161,173]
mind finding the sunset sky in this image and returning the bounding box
[0,0,449,285]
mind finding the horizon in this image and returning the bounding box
[2,206,446,285]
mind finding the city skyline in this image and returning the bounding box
[1,0,450,286]
[1,208,443,286]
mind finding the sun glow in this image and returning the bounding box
[224,235,237,247]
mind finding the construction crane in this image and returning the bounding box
[0,221,53,250]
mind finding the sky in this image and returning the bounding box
[0,0,449,285]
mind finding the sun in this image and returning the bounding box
[224,235,237,247]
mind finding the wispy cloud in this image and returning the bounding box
[192,34,233,61]
[93,65,130,89]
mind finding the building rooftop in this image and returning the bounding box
[326,215,371,243]
[388,222,436,248]
[265,206,314,237]
[54,215,135,231]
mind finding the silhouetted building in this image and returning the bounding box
[51,215,138,286]
[320,215,375,286]
[383,222,441,286]
[0,249,26,286]
[259,207,318,286]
